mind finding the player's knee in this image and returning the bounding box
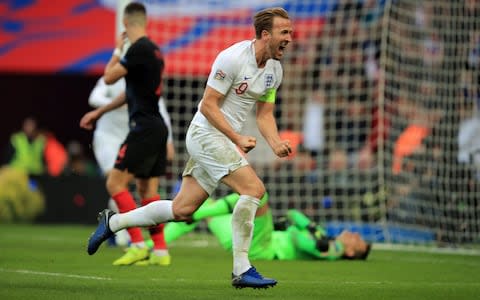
[249,183,266,200]
[244,221,253,232]
[171,202,195,222]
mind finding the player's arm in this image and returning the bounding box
[158,97,173,143]
[80,92,126,130]
[158,97,175,161]
[201,50,257,152]
[104,57,127,84]
[256,100,291,157]
[288,227,343,261]
[200,87,237,141]
[104,34,128,84]
[88,78,111,108]
[200,87,257,153]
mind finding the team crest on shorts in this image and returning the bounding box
[265,73,274,88]
[214,69,226,80]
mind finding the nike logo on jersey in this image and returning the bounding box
[243,76,251,80]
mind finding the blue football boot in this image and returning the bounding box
[231,266,277,289]
[87,209,115,255]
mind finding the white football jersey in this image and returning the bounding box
[89,77,173,143]
[89,77,129,141]
[191,40,283,133]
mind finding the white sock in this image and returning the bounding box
[107,198,119,212]
[231,195,259,276]
[131,241,146,248]
[107,198,130,246]
[109,200,174,232]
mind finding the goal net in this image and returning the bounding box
[118,0,480,248]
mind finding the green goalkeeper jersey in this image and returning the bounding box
[208,209,345,261]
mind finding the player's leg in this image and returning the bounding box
[192,193,239,220]
[182,124,276,288]
[106,194,130,246]
[107,138,148,250]
[92,134,130,246]
[222,166,277,288]
[108,176,208,229]
[206,194,275,261]
[88,131,166,258]
[107,168,150,265]
[164,219,199,244]
[164,192,268,244]
[87,175,209,256]
[208,214,233,251]
[134,176,170,266]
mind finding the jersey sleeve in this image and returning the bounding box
[88,77,125,108]
[120,42,143,71]
[88,78,110,108]
[206,50,238,96]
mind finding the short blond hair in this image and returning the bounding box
[253,7,290,39]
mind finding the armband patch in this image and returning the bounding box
[259,88,276,103]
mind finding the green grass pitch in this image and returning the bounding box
[1,224,479,300]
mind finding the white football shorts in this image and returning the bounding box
[182,124,248,195]
[92,133,123,174]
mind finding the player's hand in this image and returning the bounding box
[79,110,101,130]
[115,32,127,51]
[236,135,257,153]
[273,140,292,158]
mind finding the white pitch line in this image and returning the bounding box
[149,277,480,286]
[0,268,111,281]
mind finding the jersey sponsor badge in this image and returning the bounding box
[214,69,226,80]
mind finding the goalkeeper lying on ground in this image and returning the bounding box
[162,193,371,261]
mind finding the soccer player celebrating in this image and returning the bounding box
[86,7,293,289]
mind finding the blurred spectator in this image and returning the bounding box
[422,32,444,67]
[331,98,369,168]
[278,126,303,161]
[457,99,480,180]
[3,117,45,176]
[467,31,480,69]
[392,102,442,175]
[42,130,68,177]
[328,148,349,175]
[63,140,99,177]
[0,166,45,222]
[302,89,325,158]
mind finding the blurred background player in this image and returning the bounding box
[165,193,372,261]
[80,2,171,266]
[88,75,175,250]
[3,117,67,178]
[3,117,46,176]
